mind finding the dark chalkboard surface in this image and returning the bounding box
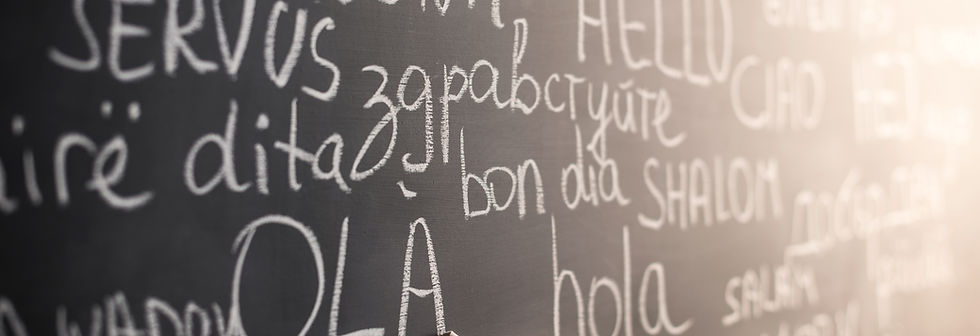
[2,0,980,335]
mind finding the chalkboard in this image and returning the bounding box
[2,0,980,335]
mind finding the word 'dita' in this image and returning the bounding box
[552,217,692,336]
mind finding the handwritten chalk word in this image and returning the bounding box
[638,156,783,231]
[561,125,631,211]
[759,301,859,336]
[851,52,918,143]
[762,0,845,32]
[0,109,154,214]
[578,0,734,86]
[869,228,955,332]
[854,50,972,147]
[430,20,687,159]
[786,166,945,257]
[552,217,692,336]
[56,132,155,210]
[869,228,955,301]
[721,259,819,327]
[730,56,825,131]
[233,214,450,336]
[51,291,240,336]
[237,215,450,336]
[851,52,917,139]
[47,0,340,100]
[51,292,298,336]
[459,129,546,220]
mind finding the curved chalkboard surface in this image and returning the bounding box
[2,0,980,335]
